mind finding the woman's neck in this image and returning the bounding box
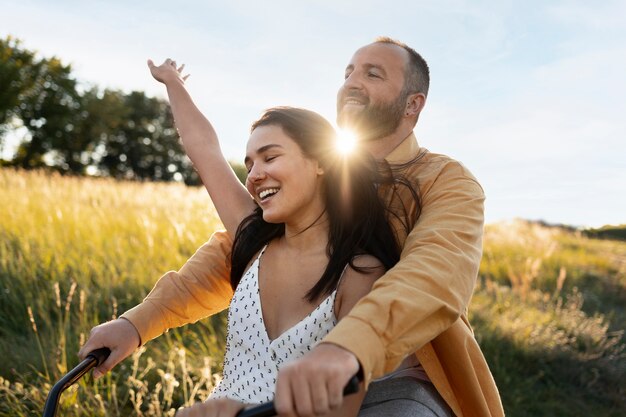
[282,211,329,253]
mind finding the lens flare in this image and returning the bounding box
[335,129,357,155]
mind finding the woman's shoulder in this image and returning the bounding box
[349,254,385,271]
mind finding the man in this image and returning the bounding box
[80,38,504,417]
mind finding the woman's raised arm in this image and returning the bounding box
[148,58,255,235]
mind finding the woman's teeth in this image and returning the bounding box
[259,188,279,200]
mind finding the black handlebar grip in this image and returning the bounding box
[342,374,360,395]
[87,347,111,367]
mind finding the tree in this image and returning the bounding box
[0,36,207,183]
[38,86,124,174]
[11,56,82,169]
[0,37,35,124]
[97,90,193,182]
[0,36,39,146]
[1,37,83,169]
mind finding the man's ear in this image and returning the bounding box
[405,92,426,117]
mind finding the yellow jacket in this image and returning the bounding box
[122,133,504,417]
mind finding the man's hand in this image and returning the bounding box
[274,343,360,417]
[175,398,246,417]
[78,318,141,379]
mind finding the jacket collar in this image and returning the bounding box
[384,132,419,164]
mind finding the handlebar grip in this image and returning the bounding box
[236,374,361,417]
[342,374,360,395]
[87,347,111,367]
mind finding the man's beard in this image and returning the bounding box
[337,90,408,141]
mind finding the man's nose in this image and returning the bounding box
[342,71,363,91]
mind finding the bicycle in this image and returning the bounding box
[42,348,359,417]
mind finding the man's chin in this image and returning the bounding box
[338,110,369,129]
[338,108,362,125]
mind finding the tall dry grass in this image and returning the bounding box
[1,170,625,416]
[475,219,626,416]
[0,168,226,416]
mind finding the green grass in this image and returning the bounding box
[0,169,625,416]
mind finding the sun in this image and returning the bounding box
[335,129,357,155]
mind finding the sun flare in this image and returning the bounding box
[335,129,357,155]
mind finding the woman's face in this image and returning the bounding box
[244,125,325,228]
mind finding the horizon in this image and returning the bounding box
[2,0,625,228]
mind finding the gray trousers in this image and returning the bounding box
[358,377,454,417]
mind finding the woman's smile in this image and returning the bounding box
[258,187,280,202]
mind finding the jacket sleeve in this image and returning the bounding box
[322,162,485,386]
[121,230,234,344]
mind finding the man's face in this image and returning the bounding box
[337,43,409,141]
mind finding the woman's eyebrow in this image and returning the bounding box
[244,144,284,164]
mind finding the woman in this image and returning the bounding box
[152,59,402,416]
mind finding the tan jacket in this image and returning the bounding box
[122,133,504,417]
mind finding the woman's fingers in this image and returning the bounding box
[147,58,188,83]
[175,398,245,417]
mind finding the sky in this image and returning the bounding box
[2,0,625,228]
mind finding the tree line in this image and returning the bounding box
[0,36,247,184]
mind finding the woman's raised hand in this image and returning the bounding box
[147,58,189,85]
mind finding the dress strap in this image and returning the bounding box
[335,262,350,293]
[252,244,269,263]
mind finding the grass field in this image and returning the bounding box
[0,168,624,416]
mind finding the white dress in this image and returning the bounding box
[210,246,339,404]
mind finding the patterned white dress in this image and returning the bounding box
[210,246,339,404]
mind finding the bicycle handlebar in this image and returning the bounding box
[42,348,360,417]
[42,347,111,417]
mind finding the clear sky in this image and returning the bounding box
[3,0,625,228]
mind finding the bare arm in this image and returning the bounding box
[148,59,255,235]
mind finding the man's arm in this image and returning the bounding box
[324,161,485,384]
[79,230,234,376]
[122,230,235,343]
